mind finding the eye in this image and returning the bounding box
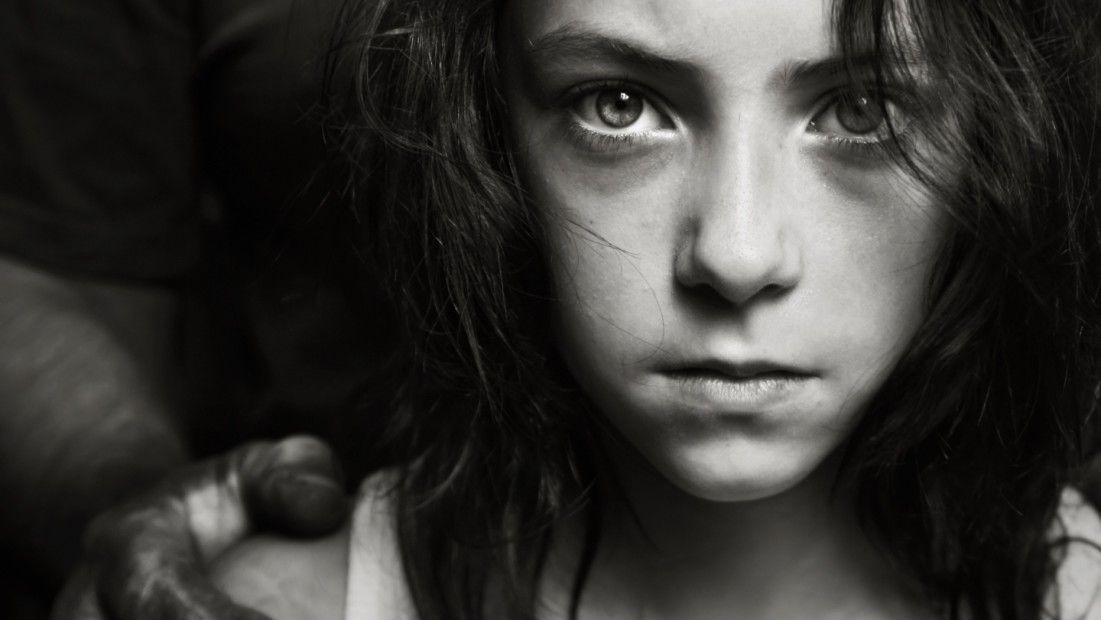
[808,90,907,143]
[571,86,672,135]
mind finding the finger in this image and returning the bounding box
[86,506,273,620]
[83,437,350,620]
[107,564,273,620]
[266,435,346,480]
[89,519,275,620]
[237,436,351,537]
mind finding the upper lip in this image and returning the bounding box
[663,358,810,379]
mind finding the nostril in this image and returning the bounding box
[677,279,741,311]
[677,278,790,312]
[758,283,786,298]
[673,223,802,307]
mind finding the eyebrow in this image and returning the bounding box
[523,25,921,90]
[779,56,871,86]
[778,51,924,88]
[523,25,701,79]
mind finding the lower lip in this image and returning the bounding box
[664,370,812,411]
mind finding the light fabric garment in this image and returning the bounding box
[1050,487,1101,619]
[343,473,1101,619]
[344,472,417,619]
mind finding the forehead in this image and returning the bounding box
[505,0,836,85]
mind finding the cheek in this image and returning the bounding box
[520,140,689,343]
[801,175,944,383]
[542,215,673,371]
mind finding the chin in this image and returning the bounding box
[648,438,834,503]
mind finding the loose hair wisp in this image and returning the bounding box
[325,0,1101,618]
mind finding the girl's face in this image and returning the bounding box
[503,0,945,502]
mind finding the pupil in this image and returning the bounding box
[836,94,886,135]
[596,90,643,128]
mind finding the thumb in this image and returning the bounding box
[235,435,351,538]
[81,436,350,620]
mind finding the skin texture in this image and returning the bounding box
[51,436,349,620]
[208,529,350,620]
[214,0,948,617]
[502,0,945,617]
[504,0,944,504]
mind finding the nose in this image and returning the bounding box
[674,126,802,307]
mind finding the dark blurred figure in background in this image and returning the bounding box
[0,0,392,617]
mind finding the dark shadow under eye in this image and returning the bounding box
[835,93,887,135]
[596,90,644,128]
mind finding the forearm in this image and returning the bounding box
[0,255,188,585]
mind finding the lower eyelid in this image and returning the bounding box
[813,132,886,145]
[567,121,641,150]
[564,120,676,155]
[803,131,902,164]
[807,113,914,144]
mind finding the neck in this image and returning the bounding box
[611,446,851,559]
[543,447,928,619]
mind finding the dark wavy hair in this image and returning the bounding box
[323,0,1101,617]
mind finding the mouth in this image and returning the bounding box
[659,360,815,410]
[664,359,813,380]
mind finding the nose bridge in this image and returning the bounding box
[717,114,769,234]
[679,110,799,304]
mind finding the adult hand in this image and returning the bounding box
[50,436,350,620]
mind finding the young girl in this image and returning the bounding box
[213,0,1101,618]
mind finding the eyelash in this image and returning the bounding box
[565,122,650,153]
[559,81,913,159]
[807,88,914,159]
[561,80,673,154]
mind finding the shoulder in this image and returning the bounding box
[344,470,418,619]
[210,469,415,620]
[210,524,350,620]
[1050,487,1101,619]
